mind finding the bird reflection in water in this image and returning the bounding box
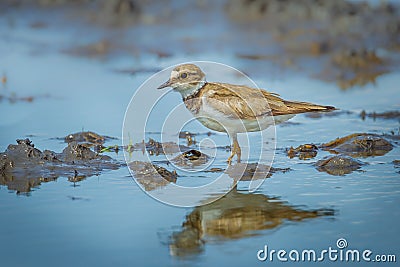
[167,189,335,258]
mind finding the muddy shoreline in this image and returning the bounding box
[1,129,397,194]
[0,133,121,194]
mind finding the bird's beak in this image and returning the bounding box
[157,79,172,89]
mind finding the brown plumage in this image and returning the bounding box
[158,63,336,163]
[189,82,335,119]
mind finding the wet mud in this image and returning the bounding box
[321,133,393,157]
[133,138,189,156]
[172,149,210,168]
[316,155,364,176]
[0,138,120,194]
[287,144,318,160]
[287,133,395,175]
[128,161,177,191]
[64,131,106,144]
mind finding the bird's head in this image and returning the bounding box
[158,64,206,98]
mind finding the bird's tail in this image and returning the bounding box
[283,100,337,114]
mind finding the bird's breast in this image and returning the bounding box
[183,97,202,115]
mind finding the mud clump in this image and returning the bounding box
[64,131,116,153]
[287,144,318,159]
[133,138,188,156]
[60,142,100,162]
[321,133,393,157]
[172,150,210,168]
[0,138,120,194]
[128,161,177,191]
[316,155,364,176]
[64,131,105,144]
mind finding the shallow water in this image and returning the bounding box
[0,3,399,267]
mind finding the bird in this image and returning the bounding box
[158,63,336,164]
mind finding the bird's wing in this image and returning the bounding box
[201,83,279,119]
[202,82,335,119]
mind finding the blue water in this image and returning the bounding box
[0,4,399,267]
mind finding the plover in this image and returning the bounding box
[158,64,335,164]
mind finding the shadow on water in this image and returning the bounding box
[164,188,335,258]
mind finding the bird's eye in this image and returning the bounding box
[180,73,187,79]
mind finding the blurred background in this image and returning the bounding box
[0,1,399,266]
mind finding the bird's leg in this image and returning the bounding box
[235,138,241,163]
[227,133,241,164]
[227,133,236,164]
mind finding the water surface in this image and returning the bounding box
[0,2,399,266]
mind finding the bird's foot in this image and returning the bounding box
[227,154,234,165]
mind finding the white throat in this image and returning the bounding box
[176,79,206,99]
